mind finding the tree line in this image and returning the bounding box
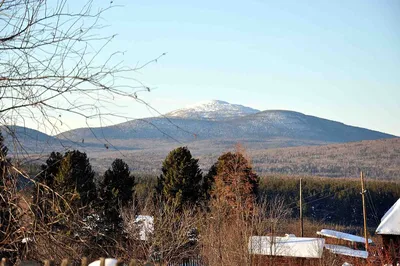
[1,132,399,264]
[1,133,261,263]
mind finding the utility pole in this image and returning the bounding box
[360,171,369,250]
[300,178,303,237]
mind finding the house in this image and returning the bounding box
[375,198,400,263]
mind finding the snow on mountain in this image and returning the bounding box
[165,100,260,120]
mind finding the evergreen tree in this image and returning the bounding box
[37,151,63,186]
[61,150,96,206]
[35,150,96,212]
[202,163,217,203]
[98,158,135,228]
[156,147,203,207]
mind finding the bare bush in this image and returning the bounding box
[200,195,290,266]
[122,196,201,265]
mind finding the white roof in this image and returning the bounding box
[88,258,118,266]
[134,215,154,241]
[317,229,372,244]
[325,244,368,259]
[248,235,325,258]
[376,198,400,235]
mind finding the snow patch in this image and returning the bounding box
[165,100,260,120]
[317,229,372,244]
[325,244,368,259]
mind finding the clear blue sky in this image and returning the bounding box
[68,0,400,135]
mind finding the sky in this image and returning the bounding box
[61,0,400,135]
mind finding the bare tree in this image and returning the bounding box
[0,0,164,152]
[0,1,166,262]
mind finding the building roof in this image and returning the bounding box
[325,244,368,259]
[376,198,400,235]
[248,235,325,258]
[317,229,372,244]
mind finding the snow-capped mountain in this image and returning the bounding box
[5,100,398,175]
[165,100,260,120]
[59,106,395,144]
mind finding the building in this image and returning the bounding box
[376,198,400,264]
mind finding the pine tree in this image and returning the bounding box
[63,150,96,206]
[37,151,63,186]
[156,147,203,207]
[35,150,96,212]
[98,158,135,228]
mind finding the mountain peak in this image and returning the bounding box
[165,100,260,120]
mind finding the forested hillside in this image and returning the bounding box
[259,175,400,229]
[250,138,400,179]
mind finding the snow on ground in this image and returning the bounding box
[317,229,372,244]
[134,215,154,241]
[325,244,368,259]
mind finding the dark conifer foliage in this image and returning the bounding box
[63,150,96,205]
[35,150,97,217]
[156,147,203,207]
[37,151,63,187]
[202,163,217,202]
[98,158,135,228]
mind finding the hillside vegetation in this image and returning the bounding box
[250,138,400,179]
[84,138,400,180]
[259,175,400,229]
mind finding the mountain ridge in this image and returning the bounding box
[2,100,397,159]
[57,102,396,144]
[165,99,260,120]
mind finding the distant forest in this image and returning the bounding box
[258,175,400,229]
[135,174,400,230]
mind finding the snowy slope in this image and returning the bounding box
[59,109,395,144]
[165,100,260,120]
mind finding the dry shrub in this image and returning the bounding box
[200,195,290,266]
[123,195,201,265]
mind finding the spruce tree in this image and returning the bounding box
[156,147,203,207]
[98,158,135,228]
